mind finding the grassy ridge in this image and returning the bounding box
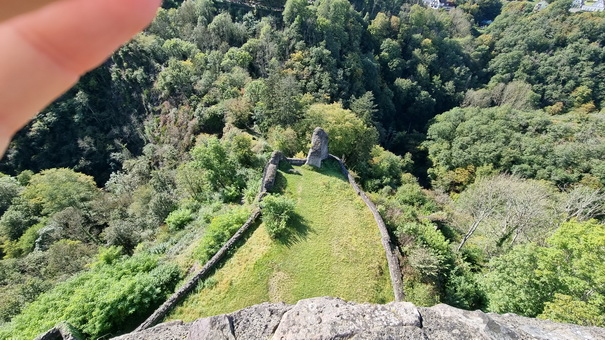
[168,160,392,321]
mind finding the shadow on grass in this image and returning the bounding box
[307,158,348,182]
[275,213,315,247]
[278,158,347,182]
[270,163,291,194]
[319,159,348,182]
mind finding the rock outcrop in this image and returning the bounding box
[112,297,605,340]
[35,322,83,340]
[305,127,329,168]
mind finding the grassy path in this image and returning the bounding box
[168,160,392,321]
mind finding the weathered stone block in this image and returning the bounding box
[305,127,329,168]
[187,315,235,340]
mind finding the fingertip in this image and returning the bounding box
[0,0,163,139]
[12,0,162,75]
[105,0,163,30]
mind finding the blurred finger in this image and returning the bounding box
[0,0,63,23]
[0,0,161,154]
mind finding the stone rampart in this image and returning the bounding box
[285,157,306,166]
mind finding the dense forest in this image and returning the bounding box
[1,0,605,337]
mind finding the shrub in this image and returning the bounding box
[540,294,605,327]
[43,240,97,279]
[395,174,435,211]
[404,281,440,307]
[261,194,295,239]
[0,201,39,241]
[165,208,195,231]
[364,146,413,192]
[444,270,486,310]
[481,243,556,317]
[0,253,181,339]
[5,223,45,258]
[267,126,303,157]
[0,176,21,215]
[194,207,251,263]
[21,168,100,217]
[102,218,148,254]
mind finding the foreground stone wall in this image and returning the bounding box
[114,297,605,340]
[35,322,81,340]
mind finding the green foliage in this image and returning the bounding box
[4,223,45,258]
[165,208,195,231]
[162,38,199,60]
[188,137,242,201]
[227,133,256,167]
[0,200,39,242]
[268,126,304,157]
[444,269,485,310]
[426,107,605,188]
[540,220,605,326]
[223,97,253,129]
[0,253,181,339]
[194,207,251,263]
[95,246,124,266]
[22,168,100,217]
[304,103,378,168]
[404,281,441,307]
[0,176,21,216]
[0,277,51,323]
[482,220,605,324]
[540,294,605,327]
[365,146,413,192]
[399,222,451,267]
[482,243,556,317]
[457,0,502,22]
[254,72,305,131]
[394,174,435,211]
[15,170,33,186]
[0,242,95,323]
[486,2,605,110]
[350,91,379,125]
[157,58,195,99]
[44,240,97,279]
[261,194,296,239]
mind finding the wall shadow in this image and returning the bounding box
[270,163,291,194]
[308,158,348,182]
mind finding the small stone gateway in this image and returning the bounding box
[305,127,329,168]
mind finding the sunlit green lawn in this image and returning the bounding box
[168,159,392,321]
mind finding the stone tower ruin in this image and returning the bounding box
[305,127,329,168]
